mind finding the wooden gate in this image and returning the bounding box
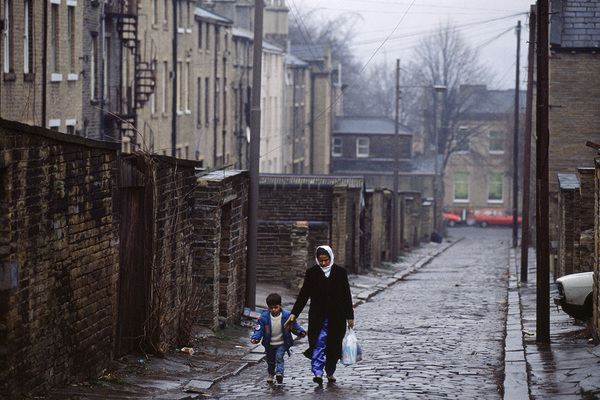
[116,161,152,355]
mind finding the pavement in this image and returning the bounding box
[44,233,600,399]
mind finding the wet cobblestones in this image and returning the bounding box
[207,228,511,399]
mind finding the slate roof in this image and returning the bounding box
[461,87,526,115]
[194,7,232,24]
[333,116,412,135]
[557,173,580,190]
[290,44,326,62]
[231,26,282,53]
[550,0,600,49]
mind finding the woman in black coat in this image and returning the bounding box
[284,245,354,384]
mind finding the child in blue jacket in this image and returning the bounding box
[251,293,306,384]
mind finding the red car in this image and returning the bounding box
[442,211,462,227]
[474,208,522,227]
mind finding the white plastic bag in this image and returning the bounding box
[341,328,362,365]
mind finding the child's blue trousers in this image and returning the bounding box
[266,344,286,376]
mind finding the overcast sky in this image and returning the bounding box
[290,0,532,90]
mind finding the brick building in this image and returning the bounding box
[548,0,600,241]
[442,86,525,215]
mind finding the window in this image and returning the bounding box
[162,0,167,24]
[223,77,227,122]
[453,172,469,202]
[24,0,33,74]
[90,34,97,99]
[204,77,209,124]
[197,21,202,48]
[103,37,109,99]
[162,61,167,113]
[215,26,219,53]
[356,137,369,157]
[455,127,470,152]
[215,77,219,120]
[3,0,11,74]
[176,61,182,112]
[184,61,190,112]
[67,5,75,74]
[489,130,504,153]
[488,173,503,202]
[177,0,184,30]
[150,60,156,114]
[50,3,59,73]
[197,77,201,124]
[151,0,157,25]
[332,137,342,157]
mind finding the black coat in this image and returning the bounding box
[291,264,354,360]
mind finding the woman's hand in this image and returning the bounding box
[284,314,296,332]
[347,319,354,329]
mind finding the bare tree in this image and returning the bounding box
[405,22,493,172]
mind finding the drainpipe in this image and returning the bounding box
[171,0,177,157]
[41,0,48,127]
[213,26,218,165]
[309,71,315,174]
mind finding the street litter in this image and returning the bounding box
[521,329,534,336]
[181,347,195,355]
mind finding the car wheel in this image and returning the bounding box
[480,221,488,228]
[448,220,456,227]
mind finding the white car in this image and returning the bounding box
[554,271,594,321]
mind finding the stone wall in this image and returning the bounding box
[194,170,248,330]
[0,119,120,397]
[258,177,364,275]
[557,173,580,277]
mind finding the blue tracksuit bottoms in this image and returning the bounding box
[311,318,337,377]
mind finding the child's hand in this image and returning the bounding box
[300,331,306,338]
[251,339,259,344]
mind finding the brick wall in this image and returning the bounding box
[549,51,600,241]
[557,173,580,277]
[0,119,120,397]
[146,156,199,354]
[258,180,364,274]
[193,170,248,330]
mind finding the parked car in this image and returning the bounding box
[474,208,522,227]
[554,271,594,321]
[442,211,461,227]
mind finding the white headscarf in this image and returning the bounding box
[315,245,334,278]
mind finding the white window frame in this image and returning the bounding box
[453,172,470,203]
[489,130,504,154]
[176,61,182,114]
[487,173,504,203]
[332,137,342,157]
[67,3,76,74]
[50,2,59,74]
[184,61,190,113]
[23,0,29,73]
[455,126,470,152]
[90,34,97,99]
[162,61,167,114]
[3,0,10,74]
[356,137,369,158]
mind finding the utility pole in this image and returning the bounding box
[512,20,521,248]
[536,0,550,343]
[521,5,536,282]
[246,0,263,310]
[392,59,400,261]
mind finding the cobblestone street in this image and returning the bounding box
[206,228,512,399]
